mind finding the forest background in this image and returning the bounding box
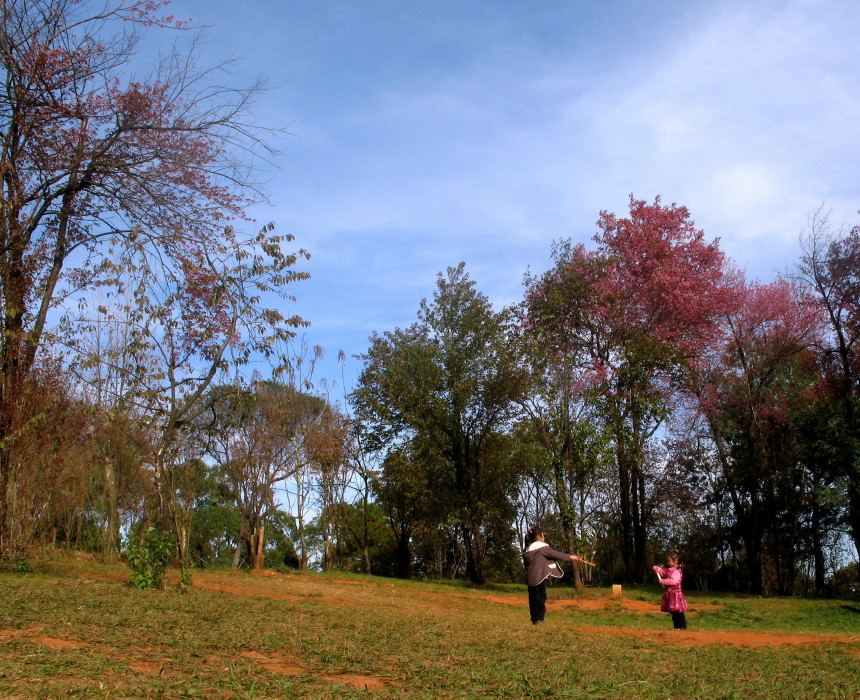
[0,0,858,599]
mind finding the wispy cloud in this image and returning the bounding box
[185,0,860,384]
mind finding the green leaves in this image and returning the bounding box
[125,526,173,590]
[352,263,527,583]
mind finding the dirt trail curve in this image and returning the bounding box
[65,566,860,650]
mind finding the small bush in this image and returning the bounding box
[126,527,173,590]
[14,557,32,574]
[178,567,193,591]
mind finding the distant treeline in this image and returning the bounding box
[0,1,857,597]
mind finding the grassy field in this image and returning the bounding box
[0,557,858,699]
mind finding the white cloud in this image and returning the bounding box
[536,0,860,274]
[207,0,860,382]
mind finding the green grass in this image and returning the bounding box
[0,558,857,699]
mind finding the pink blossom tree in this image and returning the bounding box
[0,0,305,560]
[526,196,733,581]
[684,276,823,594]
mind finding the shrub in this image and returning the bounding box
[126,527,173,590]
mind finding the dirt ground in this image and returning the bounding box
[0,625,387,691]
[6,565,860,696]
[50,566,860,651]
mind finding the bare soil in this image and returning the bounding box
[41,564,860,652]
[577,625,859,648]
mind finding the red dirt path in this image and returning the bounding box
[43,565,860,651]
[577,625,858,647]
[482,594,724,613]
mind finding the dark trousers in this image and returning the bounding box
[670,611,687,629]
[528,582,547,622]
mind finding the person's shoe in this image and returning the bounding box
[532,620,544,625]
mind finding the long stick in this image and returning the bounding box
[577,558,597,568]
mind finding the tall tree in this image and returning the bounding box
[526,197,732,582]
[0,0,298,559]
[686,277,821,593]
[202,381,329,571]
[595,197,732,582]
[371,445,435,578]
[530,196,728,580]
[797,210,860,578]
[521,240,612,590]
[3,360,96,553]
[352,263,528,583]
[309,406,351,572]
[72,299,150,562]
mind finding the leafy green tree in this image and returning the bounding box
[371,446,435,578]
[190,503,241,568]
[263,510,301,570]
[352,263,528,583]
[798,210,860,582]
[315,500,390,573]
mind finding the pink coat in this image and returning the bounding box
[655,566,688,612]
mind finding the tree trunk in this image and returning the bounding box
[322,533,334,572]
[633,464,647,581]
[396,530,411,578]
[362,544,371,575]
[297,516,308,571]
[176,523,188,568]
[0,251,26,561]
[562,524,584,592]
[154,448,173,536]
[744,528,764,595]
[848,479,860,587]
[811,498,826,596]
[462,525,486,585]
[251,524,265,571]
[845,393,860,587]
[0,448,10,560]
[554,457,585,592]
[103,457,119,563]
[617,447,636,583]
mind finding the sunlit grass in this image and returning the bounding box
[0,558,856,698]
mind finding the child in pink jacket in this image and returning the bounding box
[653,550,687,630]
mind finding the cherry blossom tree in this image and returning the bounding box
[526,197,732,582]
[0,0,305,559]
[684,276,823,593]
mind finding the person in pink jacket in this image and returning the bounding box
[653,550,687,630]
[522,526,583,625]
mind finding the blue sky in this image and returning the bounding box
[167,0,860,396]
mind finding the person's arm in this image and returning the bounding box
[658,568,681,587]
[542,547,583,562]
